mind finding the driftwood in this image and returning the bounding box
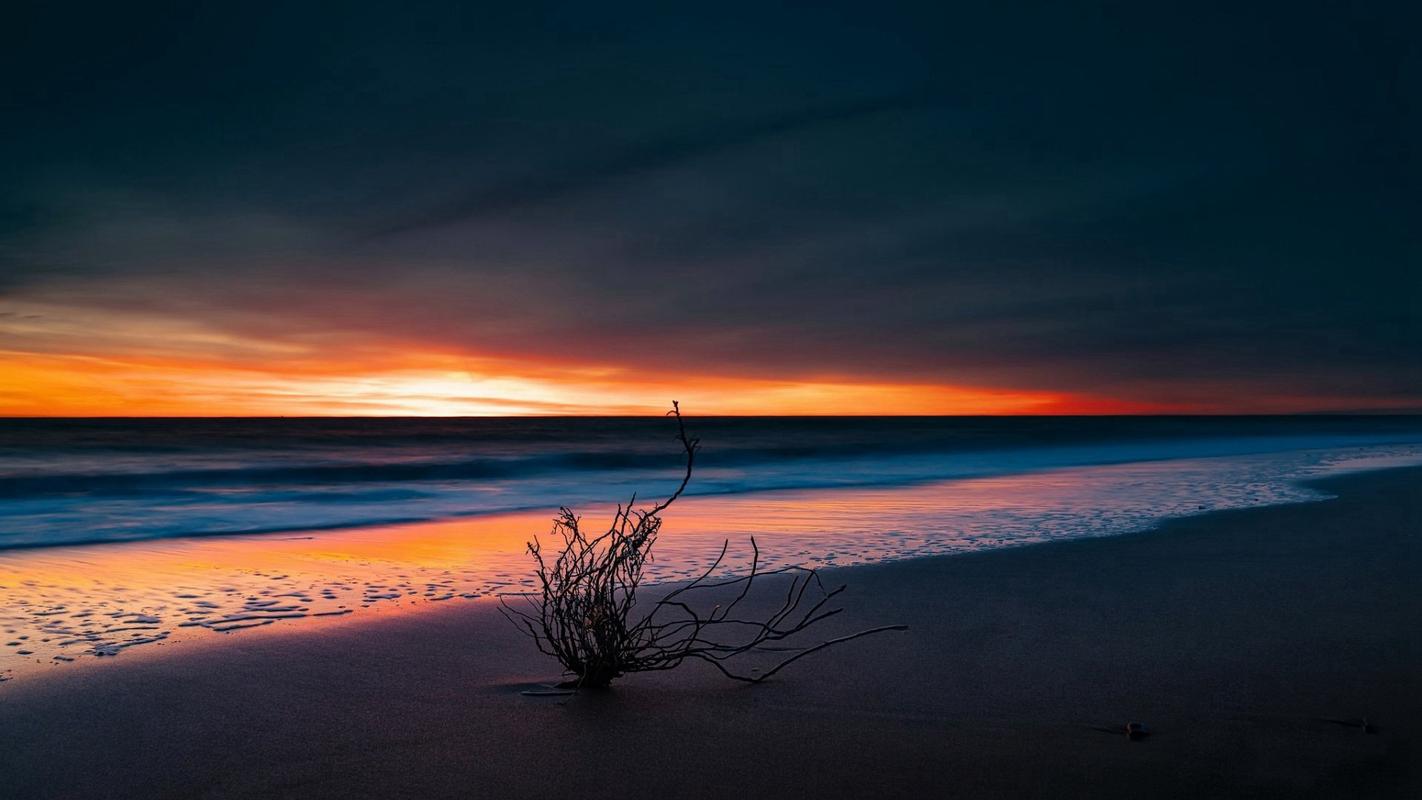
[500,402,906,689]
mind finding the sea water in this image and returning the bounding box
[2,416,1421,674]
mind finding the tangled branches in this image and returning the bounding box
[499,402,906,689]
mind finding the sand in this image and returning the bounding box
[1,467,1417,799]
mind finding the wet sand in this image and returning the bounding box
[6,446,1407,675]
[1,467,1417,798]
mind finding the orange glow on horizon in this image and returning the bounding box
[9,298,1408,416]
[0,349,1160,417]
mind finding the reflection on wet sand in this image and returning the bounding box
[0,510,551,677]
[2,445,1417,680]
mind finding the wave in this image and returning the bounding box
[2,417,1421,551]
[5,429,1421,501]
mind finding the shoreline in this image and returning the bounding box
[2,451,1422,682]
[7,432,1421,552]
[3,447,1417,680]
[2,466,1417,797]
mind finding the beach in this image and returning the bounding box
[2,466,1416,798]
[7,3,1416,795]
[5,417,1421,676]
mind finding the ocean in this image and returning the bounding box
[4,415,1422,550]
[3,415,1422,673]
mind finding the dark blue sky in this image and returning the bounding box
[2,1,1418,412]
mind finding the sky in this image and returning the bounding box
[1,1,1418,415]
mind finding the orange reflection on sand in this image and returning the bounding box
[0,510,551,677]
[0,478,986,676]
[0,469,1094,676]
[2,449,1348,679]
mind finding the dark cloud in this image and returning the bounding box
[2,1,1418,410]
[364,91,952,237]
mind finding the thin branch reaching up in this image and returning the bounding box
[499,402,907,689]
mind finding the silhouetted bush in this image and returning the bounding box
[501,403,905,689]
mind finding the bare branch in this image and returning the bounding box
[498,402,905,689]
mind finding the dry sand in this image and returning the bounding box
[1,467,1417,799]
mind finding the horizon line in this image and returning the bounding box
[4,411,1422,421]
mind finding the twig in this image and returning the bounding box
[499,402,906,688]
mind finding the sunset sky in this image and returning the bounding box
[2,2,1417,415]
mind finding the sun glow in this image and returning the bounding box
[0,347,1155,417]
[0,300,1164,416]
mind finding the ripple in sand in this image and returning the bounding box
[2,443,1418,675]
